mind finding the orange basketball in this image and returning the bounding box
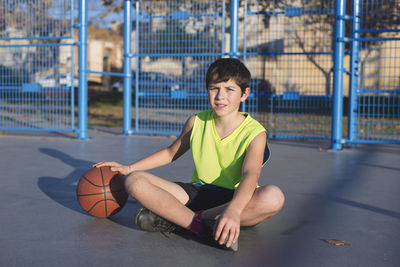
[77,166,128,218]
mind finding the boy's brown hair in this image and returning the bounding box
[206,58,251,94]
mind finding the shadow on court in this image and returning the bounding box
[35,147,201,234]
[37,148,143,229]
[1,131,398,267]
[36,147,242,249]
[37,148,93,216]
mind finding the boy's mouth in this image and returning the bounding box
[215,104,226,109]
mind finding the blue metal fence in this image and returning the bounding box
[243,0,335,140]
[1,0,399,148]
[131,0,225,135]
[129,0,399,148]
[348,0,400,144]
[0,0,78,133]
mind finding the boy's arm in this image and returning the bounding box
[214,131,266,247]
[93,115,195,175]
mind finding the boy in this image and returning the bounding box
[94,58,285,251]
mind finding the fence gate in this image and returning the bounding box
[133,0,225,135]
[243,0,335,140]
[349,0,400,144]
[0,0,76,132]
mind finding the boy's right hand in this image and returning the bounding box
[93,161,132,176]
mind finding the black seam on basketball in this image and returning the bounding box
[77,192,106,197]
[78,189,126,197]
[100,167,108,217]
[106,176,122,187]
[82,176,104,187]
[86,199,105,213]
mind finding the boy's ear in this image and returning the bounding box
[241,88,250,102]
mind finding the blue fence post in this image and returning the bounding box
[78,0,88,140]
[123,0,133,135]
[242,0,248,63]
[221,0,226,58]
[331,0,347,150]
[348,0,360,143]
[134,1,140,134]
[230,0,244,112]
[230,0,239,59]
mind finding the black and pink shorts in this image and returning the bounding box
[175,182,235,211]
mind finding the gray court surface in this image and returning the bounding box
[0,128,399,267]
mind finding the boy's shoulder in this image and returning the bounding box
[243,114,266,135]
[245,113,265,129]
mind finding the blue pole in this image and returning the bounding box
[331,0,347,150]
[348,0,360,143]
[230,0,239,59]
[221,0,226,58]
[134,1,139,133]
[78,0,88,140]
[230,0,244,111]
[123,0,132,135]
[242,0,248,64]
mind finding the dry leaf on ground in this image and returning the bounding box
[323,239,351,246]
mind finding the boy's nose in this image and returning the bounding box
[215,89,226,99]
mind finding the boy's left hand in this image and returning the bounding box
[214,208,241,248]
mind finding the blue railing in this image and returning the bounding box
[126,0,400,148]
[1,0,399,148]
[0,0,79,134]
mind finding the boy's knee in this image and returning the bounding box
[257,185,285,214]
[124,171,148,197]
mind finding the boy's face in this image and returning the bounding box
[207,79,250,117]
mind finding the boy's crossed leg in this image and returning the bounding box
[124,171,194,229]
[124,170,284,250]
[201,184,285,227]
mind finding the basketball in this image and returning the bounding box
[77,166,128,218]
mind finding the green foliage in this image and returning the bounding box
[88,91,124,107]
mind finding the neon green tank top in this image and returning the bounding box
[190,109,266,190]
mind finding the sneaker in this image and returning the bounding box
[134,207,176,233]
[200,219,239,252]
